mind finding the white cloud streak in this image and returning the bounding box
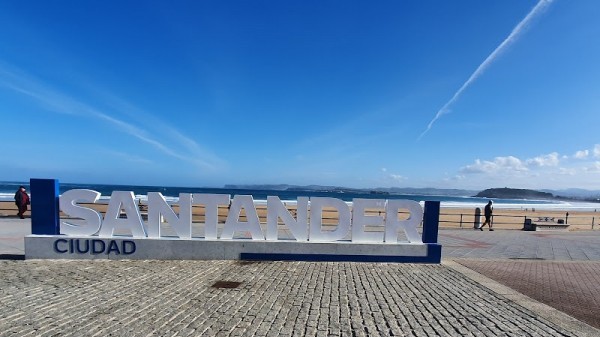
[0,61,225,170]
[419,0,553,140]
[85,90,226,169]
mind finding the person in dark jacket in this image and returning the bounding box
[479,200,493,231]
[14,186,30,219]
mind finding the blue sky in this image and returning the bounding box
[1,0,599,190]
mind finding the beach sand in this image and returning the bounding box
[2,200,599,231]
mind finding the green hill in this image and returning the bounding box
[475,188,554,200]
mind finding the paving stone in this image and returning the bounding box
[6,227,600,337]
[0,259,581,336]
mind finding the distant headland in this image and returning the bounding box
[224,184,478,197]
[474,188,553,200]
[225,184,600,202]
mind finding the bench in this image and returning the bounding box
[523,218,569,231]
[535,223,570,231]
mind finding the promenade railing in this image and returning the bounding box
[438,210,600,230]
[3,203,600,230]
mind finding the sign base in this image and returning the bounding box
[25,236,441,263]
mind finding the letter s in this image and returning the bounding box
[59,189,103,236]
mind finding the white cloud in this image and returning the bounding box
[453,145,600,189]
[558,168,576,175]
[460,156,527,174]
[496,156,529,170]
[460,160,490,174]
[574,150,589,159]
[444,175,466,182]
[526,152,559,167]
[389,174,405,182]
[585,162,600,173]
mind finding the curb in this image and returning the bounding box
[443,259,600,337]
[0,254,25,260]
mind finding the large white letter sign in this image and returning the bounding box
[193,194,230,240]
[384,200,423,243]
[222,195,264,240]
[147,193,192,239]
[351,199,385,243]
[60,189,103,236]
[266,196,308,241]
[309,197,351,242]
[99,191,147,238]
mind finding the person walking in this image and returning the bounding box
[14,186,30,219]
[480,200,493,231]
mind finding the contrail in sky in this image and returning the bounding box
[418,0,553,140]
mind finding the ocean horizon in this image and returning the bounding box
[1,181,599,211]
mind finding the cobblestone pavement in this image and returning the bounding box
[2,221,600,336]
[456,259,600,331]
[0,259,588,337]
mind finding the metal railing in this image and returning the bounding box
[3,203,600,230]
[439,211,600,230]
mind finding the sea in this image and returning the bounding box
[1,181,599,211]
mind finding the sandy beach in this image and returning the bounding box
[2,200,599,231]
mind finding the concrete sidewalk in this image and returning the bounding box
[0,218,30,256]
[1,219,599,336]
[440,229,600,260]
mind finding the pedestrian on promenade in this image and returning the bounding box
[480,200,493,231]
[14,186,30,219]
